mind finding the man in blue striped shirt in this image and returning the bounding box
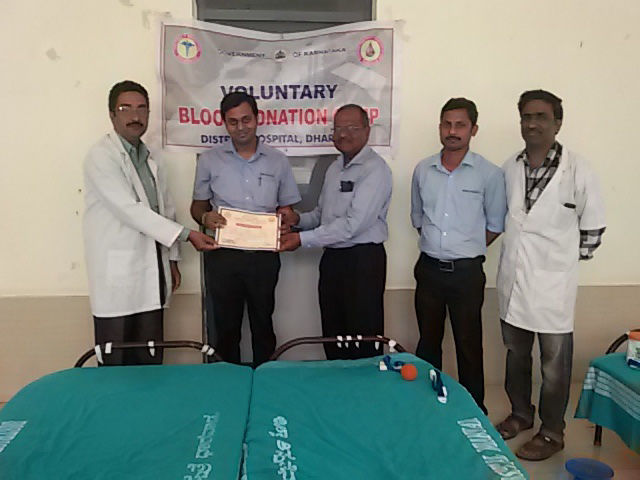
[190,92,301,366]
[280,104,392,359]
[410,98,507,413]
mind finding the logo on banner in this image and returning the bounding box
[174,34,201,63]
[358,36,383,65]
[274,49,288,62]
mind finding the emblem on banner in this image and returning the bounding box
[358,36,383,65]
[274,49,288,62]
[174,34,201,63]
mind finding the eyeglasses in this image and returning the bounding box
[116,105,149,115]
[332,125,365,134]
[520,113,553,125]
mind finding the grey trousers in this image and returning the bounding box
[500,320,573,442]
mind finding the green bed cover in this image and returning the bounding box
[0,363,253,480]
[244,353,528,479]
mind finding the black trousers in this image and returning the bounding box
[204,248,280,366]
[414,253,487,413]
[92,243,166,366]
[319,243,386,360]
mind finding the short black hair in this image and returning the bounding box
[108,80,149,112]
[440,98,478,125]
[334,104,369,126]
[518,90,563,120]
[220,91,259,120]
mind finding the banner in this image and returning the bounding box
[159,19,399,156]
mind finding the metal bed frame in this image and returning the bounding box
[74,340,221,367]
[270,335,406,359]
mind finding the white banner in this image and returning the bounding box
[159,19,400,156]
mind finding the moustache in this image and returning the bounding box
[446,136,461,141]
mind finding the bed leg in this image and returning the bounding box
[594,425,602,446]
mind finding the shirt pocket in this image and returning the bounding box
[328,177,355,218]
[257,172,278,209]
[550,200,578,231]
[458,185,484,233]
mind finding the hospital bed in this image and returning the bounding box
[0,337,528,479]
[244,336,529,480]
[0,341,252,480]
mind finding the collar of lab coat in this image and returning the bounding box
[105,130,160,210]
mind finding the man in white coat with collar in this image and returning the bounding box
[83,80,217,366]
[495,90,606,460]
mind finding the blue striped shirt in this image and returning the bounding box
[299,146,392,248]
[193,141,301,212]
[411,150,506,260]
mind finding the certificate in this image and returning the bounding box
[215,207,280,251]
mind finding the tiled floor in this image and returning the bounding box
[486,383,640,479]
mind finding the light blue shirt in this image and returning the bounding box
[193,141,301,212]
[299,146,392,248]
[410,150,506,260]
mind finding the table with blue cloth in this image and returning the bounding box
[575,352,640,453]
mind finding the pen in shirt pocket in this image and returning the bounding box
[259,172,274,186]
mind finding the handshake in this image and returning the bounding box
[276,206,302,252]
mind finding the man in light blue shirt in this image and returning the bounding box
[190,92,301,366]
[280,104,392,359]
[411,98,506,413]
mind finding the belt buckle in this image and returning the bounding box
[438,260,454,272]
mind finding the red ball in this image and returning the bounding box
[401,363,418,381]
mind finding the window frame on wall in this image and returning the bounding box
[195,0,374,33]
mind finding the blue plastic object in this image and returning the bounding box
[381,354,405,372]
[565,458,614,480]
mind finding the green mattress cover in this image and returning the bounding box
[0,363,253,480]
[244,353,527,479]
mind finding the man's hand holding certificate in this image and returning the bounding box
[215,207,280,251]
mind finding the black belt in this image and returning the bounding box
[422,253,484,272]
[325,242,382,251]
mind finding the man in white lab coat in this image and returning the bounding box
[83,80,217,365]
[495,90,606,460]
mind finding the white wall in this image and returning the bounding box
[377,0,640,287]
[0,0,197,296]
[1,0,639,399]
[1,0,639,298]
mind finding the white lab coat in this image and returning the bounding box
[83,131,183,317]
[497,147,606,333]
